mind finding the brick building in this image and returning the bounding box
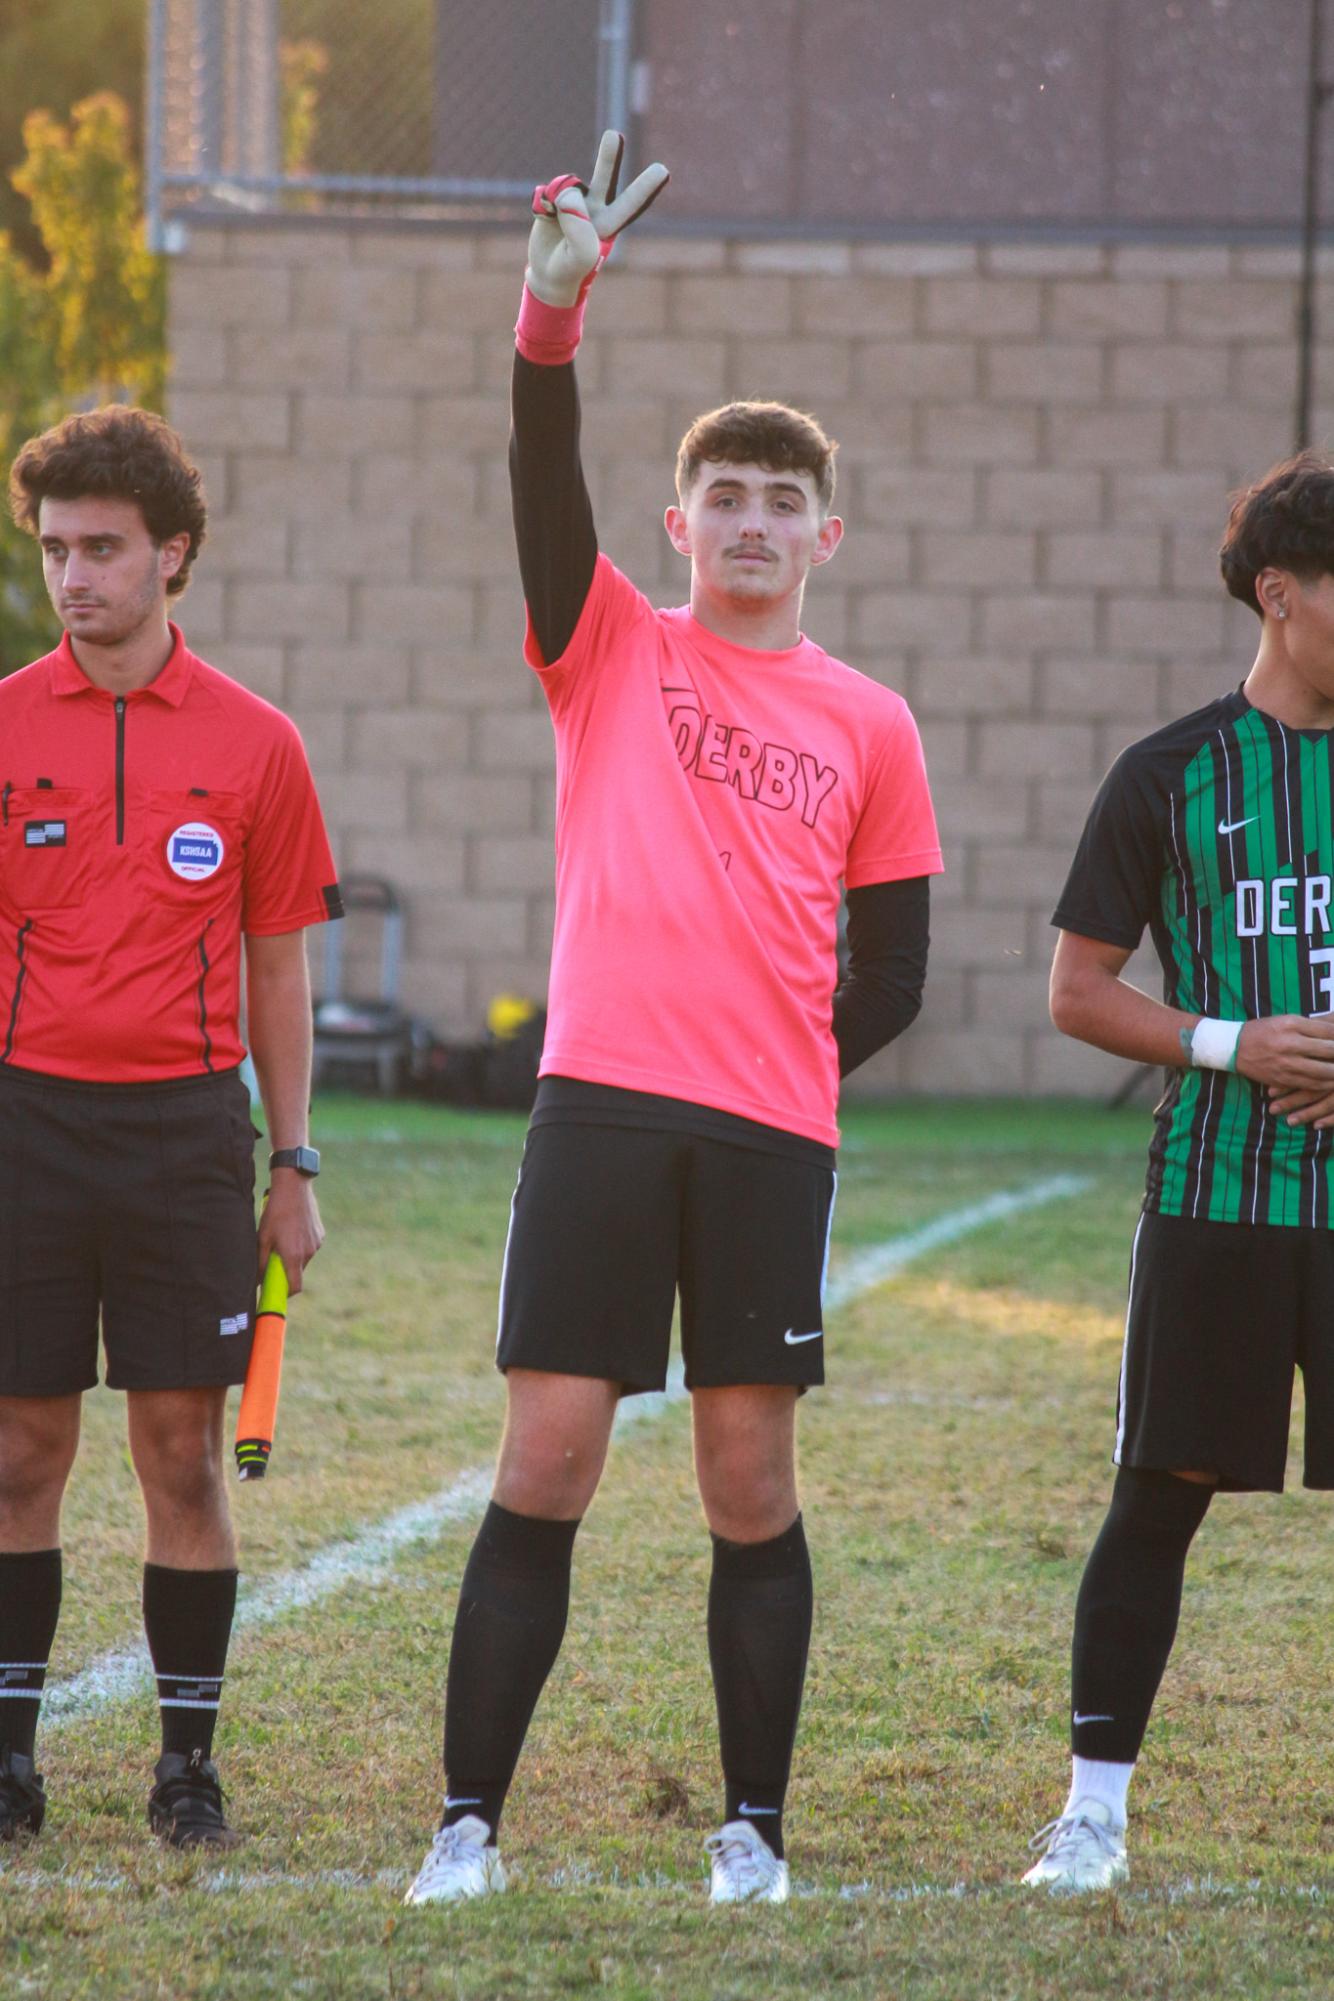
[161,1,1334,1098]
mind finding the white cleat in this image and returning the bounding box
[1022,1799,1129,1893]
[403,1814,506,1906]
[706,1820,790,1904]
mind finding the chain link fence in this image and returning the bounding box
[146,0,635,246]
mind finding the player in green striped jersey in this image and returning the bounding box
[1023,452,1334,1893]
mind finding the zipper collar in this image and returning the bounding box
[48,622,195,707]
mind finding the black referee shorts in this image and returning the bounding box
[0,1064,259,1396]
[1115,1207,1334,1493]
[496,1122,837,1395]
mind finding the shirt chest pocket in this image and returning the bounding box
[0,788,91,914]
[141,790,245,904]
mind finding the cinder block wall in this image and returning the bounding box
[168,223,1314,1097]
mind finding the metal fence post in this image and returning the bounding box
[1297,0,1333,450]
[239,0,281,180]
[597,0,635,139]
[196,0,226,176]
[145,0,169,252]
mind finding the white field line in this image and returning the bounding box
[40,1174,1088,1731]
[822,1175,1090,1312]
[1,1866,1329,1908]
[40,1469,491,1726]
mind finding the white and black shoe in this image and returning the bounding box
[404,1814,506,1906]
[1022,1799,1129,1893]
[706,1819,790,1904]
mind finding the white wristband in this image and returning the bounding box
[1188,1017,1243,1072]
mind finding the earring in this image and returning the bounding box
[1276,605,1289,620]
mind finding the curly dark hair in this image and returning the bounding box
[676,401,838,514]
[9,406,207,596]
[1218,450,1334,616]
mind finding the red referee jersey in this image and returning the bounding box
[0,625,342,1083]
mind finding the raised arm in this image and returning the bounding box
[510,131,667,665]
[510,358,595,667]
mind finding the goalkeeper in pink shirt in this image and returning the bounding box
[405,133,943,1909]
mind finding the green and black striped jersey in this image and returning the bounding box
[1053,689,1334,1228]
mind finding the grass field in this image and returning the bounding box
[3,1093,1333,1999]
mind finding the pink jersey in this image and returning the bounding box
[529,556,942,1147]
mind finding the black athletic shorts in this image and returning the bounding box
[0,1063,259,1396]
[495,1121,837,1394]
[1115,1207,1334,1493]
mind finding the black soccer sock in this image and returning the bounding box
[708,1515,813,1862]
[142,1564,238,1761]
[0,1549,62,1762]
[1070,1467,1213,1766]
[441,1501,580,1840]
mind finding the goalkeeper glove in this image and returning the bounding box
[517,129,668,364]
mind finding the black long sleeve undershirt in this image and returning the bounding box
[510,352,598,666]
[833,878,930,1077]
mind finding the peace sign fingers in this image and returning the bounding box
[599,160,671,238]
[524,132,669,309]
[585,129,626,208]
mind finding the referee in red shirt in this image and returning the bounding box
[0,408,342,1848]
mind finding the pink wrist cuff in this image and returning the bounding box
[515,283,588,366]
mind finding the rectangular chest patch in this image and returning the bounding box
[170,829,222,877]
[24,820,67,847]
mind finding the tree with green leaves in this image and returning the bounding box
[0,92,164,674]
[13,94,164,407]
[0,0,144,267]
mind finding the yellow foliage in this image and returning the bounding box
[11,92,163,406]
[0,90,164,668]
[280,40,330,177]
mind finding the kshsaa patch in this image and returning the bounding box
[167,821,224,881]
[24,820,66,847]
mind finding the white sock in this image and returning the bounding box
[1065,1756,1133,1829]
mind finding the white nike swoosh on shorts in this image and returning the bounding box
[783,1329,823,1345]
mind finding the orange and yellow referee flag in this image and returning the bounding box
[235,1254,289,1480]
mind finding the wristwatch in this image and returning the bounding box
[269,1145,321,1178]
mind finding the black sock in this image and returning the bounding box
[441,1501,580,1840]
[1071,1467,1213,1765]
[708,1515,812,1862]
[0,1549,62,1763]
[142,1564,238,1761]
